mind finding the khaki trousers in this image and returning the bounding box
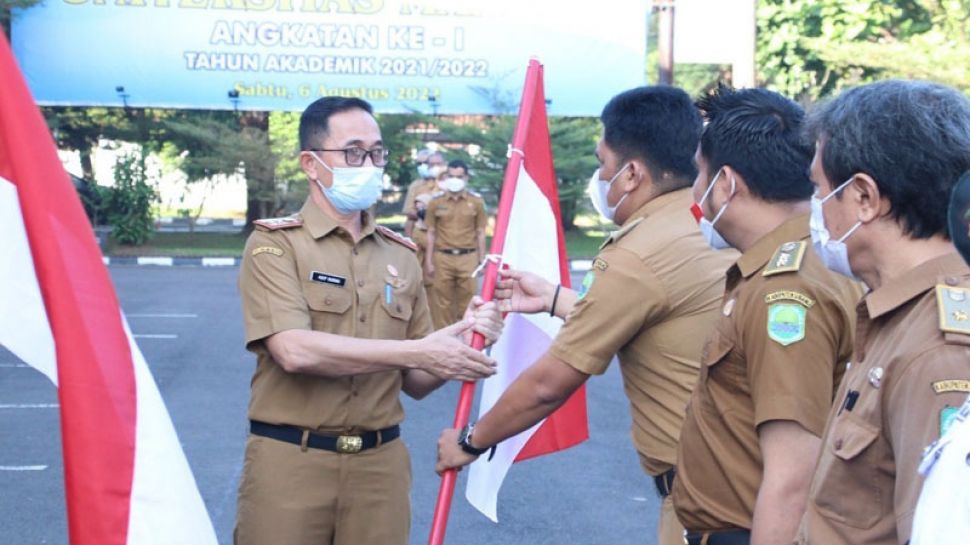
[234,434,411,545]
[428,251,477,329]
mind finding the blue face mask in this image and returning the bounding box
[310,152,384,214]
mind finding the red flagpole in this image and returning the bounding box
[427,58,545,545]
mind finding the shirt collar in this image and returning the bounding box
[865,252,970,319]
[300,198,376,240]
[736,213,810,278]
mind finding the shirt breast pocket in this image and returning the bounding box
[379,290,414,339]
[814,415,882,529]
[303,284,352,330]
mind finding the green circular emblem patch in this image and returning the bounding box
[767,303,807,346]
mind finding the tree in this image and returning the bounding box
[757,0,969,101]
[1,0,39,38]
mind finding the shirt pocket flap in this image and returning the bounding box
[304,285,352,314]
[702,332,734,367]
[382,296,414,321]
[832,417,879,460]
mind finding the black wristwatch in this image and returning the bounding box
[458,424,494,458]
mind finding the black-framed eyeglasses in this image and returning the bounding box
[310,146,389,167]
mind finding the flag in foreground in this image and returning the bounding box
[465,59,589,522]
[0,34,217,545]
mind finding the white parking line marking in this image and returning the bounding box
[571,260,593,272]
[202,257,236,267]
[133,334,178,339]
[0,403,59,409]
[136,257,173,266]
[0,465,48,471]
[127,313,198,319]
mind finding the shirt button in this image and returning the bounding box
[359,315,366,323]
[946,276,959,286]
[396,304,403,313]
[357,279,365,287]
[834,438,844,450]
[352,248,359,256]
[352,391,359,397]
[324,297,332,305]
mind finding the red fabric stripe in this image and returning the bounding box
[514,62,589,462]
[0,35,135,545]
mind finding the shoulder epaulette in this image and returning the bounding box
[935,285,970,335]
[600,217,644,250]
[252,215,303,231]
[376,225,417,252]
[763,240,807,277]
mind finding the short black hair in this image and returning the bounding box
[299,97,373,150]
[447,159,469,174]
[697,84,813,203]
[805,80,970,240]
[600,86,701,190]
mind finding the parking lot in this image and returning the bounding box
[0,265,657,545]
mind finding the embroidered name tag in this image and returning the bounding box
[310,271,346,287]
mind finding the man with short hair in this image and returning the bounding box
[671,86,861,545]
[434,86,737,545]
[425,159,488,328]
[235,96,503,545]
[403,150,445,238]
[796,80,970,545]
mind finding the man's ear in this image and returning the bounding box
[621,160,651,193]
[718,165,744,202]
[846,173,886,223]
[299,151,318,180]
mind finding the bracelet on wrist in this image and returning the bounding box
[549,284,562,317]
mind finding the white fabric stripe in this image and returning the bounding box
[0,176,57,386]
[466,162,565,522]
[123,318,218,544]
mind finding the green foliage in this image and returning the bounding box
[268,111,305,211]
[106,152,157,245]
[757,0,968,100]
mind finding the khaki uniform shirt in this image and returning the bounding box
[673,214,862,532]
[238,199,433,433]
[797,253,970,545]
[402,178,439,217]
[549,189,738,475]
[425,191,486,250]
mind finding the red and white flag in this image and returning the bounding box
[465,60,589,521]
[0,34,217,545]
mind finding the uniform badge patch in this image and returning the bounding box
[593,258,609,272]
[310,271,347,287]
[577,271,595,300]
[252,246,284,256]
[767,303,806,346]
[764,290,815,308]
[941,406,959,436]
[933,379,970,394]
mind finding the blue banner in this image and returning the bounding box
[11,0,648,116]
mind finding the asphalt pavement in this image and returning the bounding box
[0,266,659,545]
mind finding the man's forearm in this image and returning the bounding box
[266,329,419,377]
[425,230,436,266]
[750,476,811,545]
[469,354,587,448]
[477,230,486,257]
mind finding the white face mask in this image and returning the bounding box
[443,177,466,193]
[810,177,862,279]
[692,168,735,250]
[588,164,630,223]
[310,152,384,214]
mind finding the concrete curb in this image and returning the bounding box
[102,256,595,271]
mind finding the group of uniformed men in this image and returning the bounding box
[234,78,970,545]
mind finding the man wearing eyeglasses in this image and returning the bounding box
[425,159,488,328]
[234,96,504,545]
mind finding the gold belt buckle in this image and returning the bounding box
[336,434,363,454]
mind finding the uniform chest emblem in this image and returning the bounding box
[766,303,806,346]
[868,366,884,388]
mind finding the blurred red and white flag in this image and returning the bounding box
[466,60,589,521]
[0,33,217,545]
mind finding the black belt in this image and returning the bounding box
[654,467,676,497]
[437,248,476,255]
[250,421,399,454]
[685,529,751,545]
